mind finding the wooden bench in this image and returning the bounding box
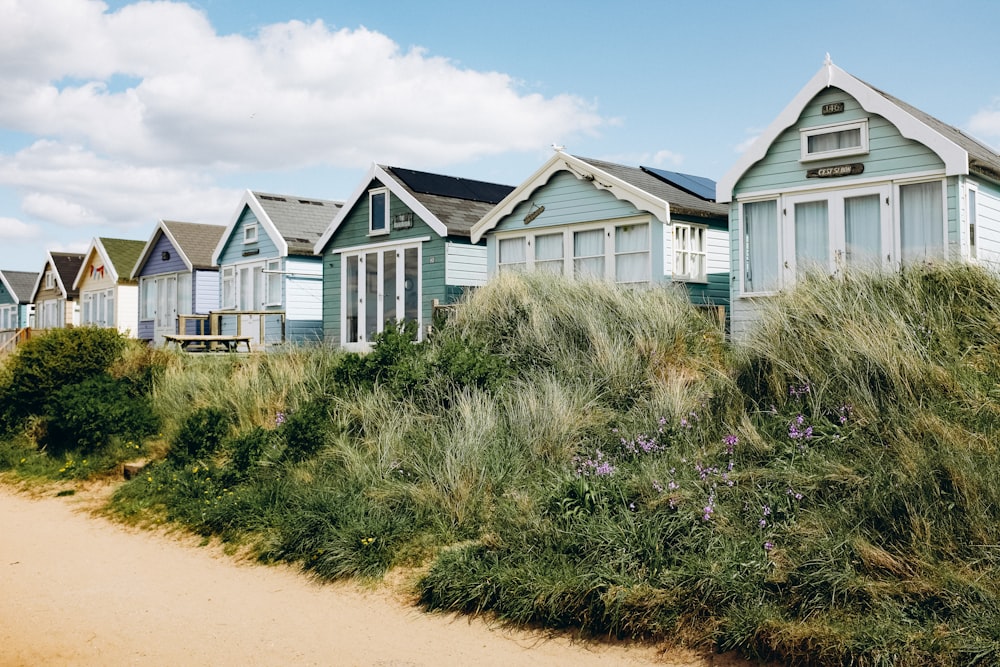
[163,334,252,353]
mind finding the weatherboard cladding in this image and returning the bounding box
[253,192,342,256]
[139,233,189,277]
[1,270,40,303]
[219,207,279,265]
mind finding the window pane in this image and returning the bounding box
[266,262,281,305]
[900,181,943,262]
[808,128,861,153]
[844,194,881,267]
[574,229,605,279]
[383,249,397,327]
[177,273,192,315]
[969,189,978,257]
[365,252,378,340]
[370,192,386,232]
[535,233,563,274]
[404,248,419,334]
[499,237,527,271]
[794,201,829,276]
[615,224,648,253]
[615,224,649,283]
[346,255,359,343]
[744,200,779,292]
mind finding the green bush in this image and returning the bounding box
[170,406,231,462]
[280,399,334,462]
[44,373,159,453]
[227,426,279,477]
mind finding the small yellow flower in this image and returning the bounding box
[19,458,25,464]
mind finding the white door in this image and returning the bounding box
[153,275,177,344]
[341,244,421,350]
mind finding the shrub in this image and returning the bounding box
[281,399,335,462]
[227,426,279,477]
[44,373,159,453]
[170,406,231,462]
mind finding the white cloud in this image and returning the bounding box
[0,1,605,171]
[0,216,40,240]
[734,132,762,155]
[649,150,684,168]
[968,100,1000,148]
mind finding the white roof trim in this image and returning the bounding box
[470,151,670,244]
[314,164,449,254]
[211,190,289,265]
[716,61,968,203]
[72,238,119,290]
[130,220,195,280]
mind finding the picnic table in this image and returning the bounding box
[163,334,252,353]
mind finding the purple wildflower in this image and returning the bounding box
[275,412,286,426]
[764,541,774,551]
[723,433,738,455]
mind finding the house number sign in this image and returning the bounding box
[822,102,845,115]
[807,163,864,178]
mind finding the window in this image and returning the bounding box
[968,185,979,259]
[742,199,779,294]
[80,289,114,327]
[800,120,869,161]
[534,233,563,274]
[0,305,14,330]
[673,224,707,282]
[369,189,388,235]
[342,243,421,345]
[244,224,258,244]
[140,277,156,320]
[614,224,650,284]
[899,180,944,263]
[265,259,282,306]
[573,229,605,279]
[498,237,527,272]
[44,270,54,290]
[221,266,236,309]
[793,200,830,277]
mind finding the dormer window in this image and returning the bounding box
[369,189,388,235]
[244,224,258,244]
[800,119,868,161]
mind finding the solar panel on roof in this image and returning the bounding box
[640,166,717,201]
[388,167,513,204]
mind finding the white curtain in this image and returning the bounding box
[808,128,860,154]
[615,224,649,283]
[573,229,605,279]
[744,200,779,292]
[844,194,881,267]
[534,233,563,274]
[900,181,943,262]
[794,201,829,276]
[498,237,527,272]
[177,273,192,315]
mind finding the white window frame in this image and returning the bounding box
[967,182,979,261]
[264,259,282,306]
[800,119,869,162]
[672,223,708,283]
[44,270,54,290]
[497,236,528,273]
[244,224,258,244]
[739,197,781,296]
[493,216,652,284]
[369,188,389,236]
[894,177,947,265]
[1,305,15,330]
[140,276,156,320]
[221,266,236,310]
[340,241,423,347]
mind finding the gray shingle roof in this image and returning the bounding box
[162,221,226,269]
[1,270,40,303]
[574,156,729,219]
[51,252,85,299]
[383,167,514,237]
[866,82,1000,181]
[253,192,344,256]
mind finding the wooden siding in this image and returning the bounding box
[320,180,449,345]
[117,284,139,337]
[136,232,187,278]
[192,269,219,315]
[217,207,280,266]
[972,179,1000,270]
[445,243,487,286]
[734,87,945,198]
[493,170,642,233]
[286,258,323,322]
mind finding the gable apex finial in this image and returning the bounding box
[824,53,833,86]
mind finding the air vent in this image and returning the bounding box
[298,199,325,206]
[259,195,287,202]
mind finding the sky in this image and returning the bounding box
[1,0,999,272]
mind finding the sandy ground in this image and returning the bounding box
[0,483,752,667]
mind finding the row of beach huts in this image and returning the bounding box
[2,60,1000,354]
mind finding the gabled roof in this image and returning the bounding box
[470,152,727,243]
[73,237,146,290]
[0,270,39,303]
[31,251,85,301]
[131,220,227,278]
[716,57,993,203]
[212,190,343,264]
[315,164,514,253]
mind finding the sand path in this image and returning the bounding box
[0,483,746,667]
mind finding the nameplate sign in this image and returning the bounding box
[807,163,864,179]
[822,102,845,115]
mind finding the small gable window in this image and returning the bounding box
[800,119,868,161]
[44,270,54,290]
[244,224,258,244]
[369,189,388,235]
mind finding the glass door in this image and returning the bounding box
[342,244,421,348]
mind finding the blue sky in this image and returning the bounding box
[1,0,998,272]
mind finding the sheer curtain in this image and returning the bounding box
[744,200,779,292]
[808,128,860,153]
[900,181,943,262]
[794,201,829,277]
[844,194,880,267]
[498,237,527,272]
[615,224,649,283]
[574,229,605,279]
[534,233,564,274]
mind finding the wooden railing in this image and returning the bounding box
[0,327,31,356]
